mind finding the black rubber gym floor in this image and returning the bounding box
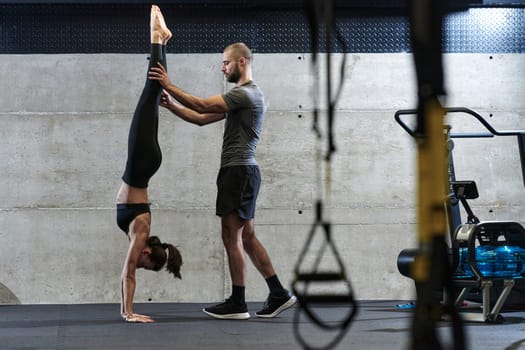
[1,301,524,349]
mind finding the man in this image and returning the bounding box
[148,42,296,320]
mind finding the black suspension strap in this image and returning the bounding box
[292,1,357,349]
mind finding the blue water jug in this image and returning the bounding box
[457,245,525,278]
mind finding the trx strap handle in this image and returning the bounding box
[292,201,358,349]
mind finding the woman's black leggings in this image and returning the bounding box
[122,43,166,188]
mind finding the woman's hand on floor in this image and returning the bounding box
[123,313,155,323]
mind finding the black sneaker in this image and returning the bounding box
[203,298,250,320]
[255,291,297,318]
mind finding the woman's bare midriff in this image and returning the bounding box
[116,182,149,204]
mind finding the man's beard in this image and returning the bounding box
[227,64,241,83]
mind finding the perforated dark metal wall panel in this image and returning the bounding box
[0,5,523,53]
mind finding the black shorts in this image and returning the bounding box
[216,165,261,220]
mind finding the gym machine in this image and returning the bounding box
[396,107,525,322]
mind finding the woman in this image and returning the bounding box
[116,5,182,323]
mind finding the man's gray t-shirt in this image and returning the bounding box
[221,81,265,168]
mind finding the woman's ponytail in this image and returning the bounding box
[147,236,182,278]
[164,243,183,279]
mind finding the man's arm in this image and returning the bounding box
[160,90,226,126]
[149,63,229,114]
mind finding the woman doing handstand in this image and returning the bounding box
[115,5,182,324]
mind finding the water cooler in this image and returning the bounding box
[451,181,525,322]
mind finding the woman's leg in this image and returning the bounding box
[121,7,170,189]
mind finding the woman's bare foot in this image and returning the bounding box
[150,5,172,44]
[156,6,172,45]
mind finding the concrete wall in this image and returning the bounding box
[0,53,524,304]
